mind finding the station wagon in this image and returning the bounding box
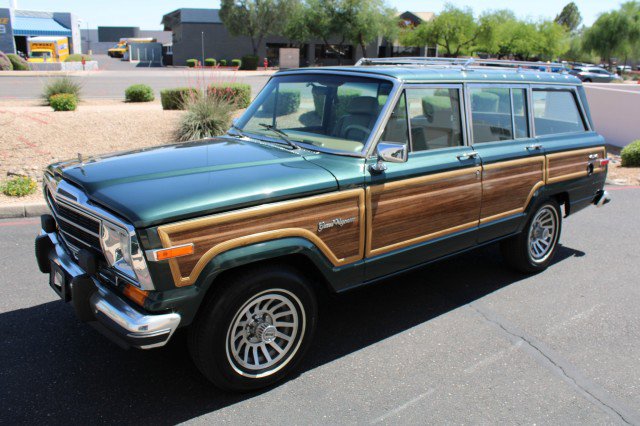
[35,58,610,391]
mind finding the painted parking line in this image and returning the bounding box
[606,185,640,191]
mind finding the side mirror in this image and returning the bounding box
[370,142,408,173]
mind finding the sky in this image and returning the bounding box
[2,0,624,30]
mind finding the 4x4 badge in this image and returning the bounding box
[318,217,356,232]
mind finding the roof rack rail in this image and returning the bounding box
[355,57,568,72]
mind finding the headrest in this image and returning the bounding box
[346,96,378,114]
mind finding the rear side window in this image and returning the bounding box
[533,90,586,136]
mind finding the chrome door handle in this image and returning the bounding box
[457,152,478,160]
[588,153,599,159]
[526,144,542,151]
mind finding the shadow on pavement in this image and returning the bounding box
[0,243,584,424]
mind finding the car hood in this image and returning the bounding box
[49,137,339,228]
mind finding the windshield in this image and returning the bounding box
[235,74,394,154]
[30,51,51,58]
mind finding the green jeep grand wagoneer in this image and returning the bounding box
[35,58,610,391]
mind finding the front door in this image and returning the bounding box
[364,85,482,280]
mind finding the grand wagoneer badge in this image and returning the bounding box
[318,217,356,232]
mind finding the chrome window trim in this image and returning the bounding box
[529,85,592,137]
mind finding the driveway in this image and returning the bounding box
[1,186,639,424]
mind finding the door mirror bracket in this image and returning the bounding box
[369,142,408,174]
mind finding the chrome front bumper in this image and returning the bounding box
[36,229,181,349]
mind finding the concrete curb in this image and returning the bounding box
[0,202,48,219]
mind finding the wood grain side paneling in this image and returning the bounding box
[366,167,482,257]
[480,157,545,223]
[158,189,365,287]
[546,147,606,184]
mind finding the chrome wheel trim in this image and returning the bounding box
[225,289,306,378]
[527,206,559,263]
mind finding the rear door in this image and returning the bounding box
[466,84,546,243]
[364,84,482,280]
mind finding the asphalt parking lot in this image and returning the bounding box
[1,186,639,425]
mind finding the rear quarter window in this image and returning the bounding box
[532,90,586,136]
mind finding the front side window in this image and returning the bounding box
[533,90,586,136]
[237,74,393,154]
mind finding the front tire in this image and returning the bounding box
[188,265,318,392]
[501,200,562,273]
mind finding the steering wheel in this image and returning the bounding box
[343,124,371,141]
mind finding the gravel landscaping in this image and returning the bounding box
[0,99,183,205]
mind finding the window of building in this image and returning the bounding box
[314,44,353,60]
[532,90,586,136]
[391,46,420,57]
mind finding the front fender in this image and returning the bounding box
[156,237,363,327]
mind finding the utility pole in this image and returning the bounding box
[201,31,205,67]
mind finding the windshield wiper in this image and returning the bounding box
[258,123,299,150]
[229,124,249,139]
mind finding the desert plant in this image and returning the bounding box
[42,76,82,104]
[0,51,13,70]
[7,53,29,70]
[64,54,92,62]
[219,59,227,66]
[49,93,78,111]
[239,54,259,70]
[621,140,640,167]
[231,59,242,68]
[160,87,201,110]
[261,89,301,115]
[205,58,217,67]
[1,176,37,196]
[125,84,155,102]
[175,94,235,142]
[207,83,251,109]
[186,59,198,67]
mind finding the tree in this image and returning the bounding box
[584,10,635,67]
[555,2,582,32]
[400,4,480,57]
[344,0,398,57]
[220,0,298,56]
[536,20,570,60]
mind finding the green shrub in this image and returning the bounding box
[42,76,82,104]
[422,95,453,116]
[219,59,227,66]
[471,91,499,112]
[175,94,235,142]
[186,59,198,67]
[1,176,37,196]
[621,140,640,167]
[335,88,362,118]
[208,83,251,108]
[125,84,154,102]
[240,55,259,70]
[205,58,216,67]
[50,93,78,111]
[7,53,29,70]
[64,54,92,62]
[0,51,13,70]
[160,87,201,110]
[231,59,242,68]
[261,89,301,115]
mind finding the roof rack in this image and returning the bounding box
[355,57,568,72]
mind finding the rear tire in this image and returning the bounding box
[500,200,562,274]
[188,265,318,392]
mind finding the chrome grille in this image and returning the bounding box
[46,188,103,257]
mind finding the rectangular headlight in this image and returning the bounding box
[101,222,153,289]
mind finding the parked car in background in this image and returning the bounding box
[617,65,632,72]
[570,66,621,83]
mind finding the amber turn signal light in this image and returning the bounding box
[123,283,149,306]
[152,244,195,261]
